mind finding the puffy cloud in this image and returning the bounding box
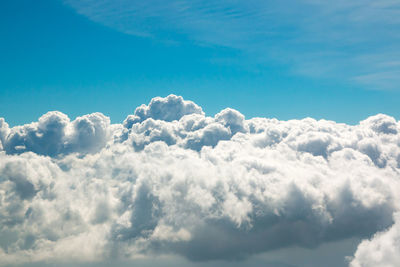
[350,213,400,267]
[360,113,399,135]
[126,118,179,151]
[183,122,231,151]
[121,97,244,152]
[0,95,400,266]
[0,118,10,151]
[0,112,110,156]
[124,94,204,127]
[215,108,247,135]
[3,111,70,156]
[65,112,111,154]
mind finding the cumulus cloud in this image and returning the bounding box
[0,95,400,266]
[1,112,110,156]
[349,213,400,267]
[0,118,10,151]
[123,94,204,127]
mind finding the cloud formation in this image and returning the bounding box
[1,95,400,266]
[0,112,110,156]
[350,213,400,266]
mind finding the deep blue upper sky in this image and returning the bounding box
[1,0,400,126]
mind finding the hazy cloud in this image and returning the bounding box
[64,0,400,90]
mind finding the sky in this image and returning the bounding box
[1,1,400,267]
[1,0,400,126]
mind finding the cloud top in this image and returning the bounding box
[1,112,110,156]
[0,95,399,266]
[124,94,204,127]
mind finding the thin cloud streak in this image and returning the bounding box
[64,0,400,90]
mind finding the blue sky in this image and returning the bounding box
[2,3,400,265]
[1,0,400,126]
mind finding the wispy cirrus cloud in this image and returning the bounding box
[63,0,400,90]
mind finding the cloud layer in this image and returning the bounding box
[1,95,400,266]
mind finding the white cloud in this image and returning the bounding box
[0,95,400,266]
[0,118,10,151]
[124,94,204,127]
[350,213,400,267]
[0,111,110,156]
